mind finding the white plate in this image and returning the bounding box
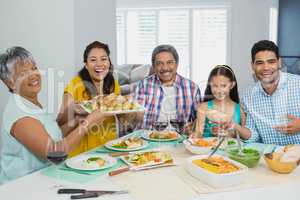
[80,102,145,114]
[142,130,180,142]
[104,138,149,152]
[65,154,117,171]
[183,139,214,155]
[120,150,174,169]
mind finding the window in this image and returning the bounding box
[116,1,230,89]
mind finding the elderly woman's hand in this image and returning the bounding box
[73,102,89,115]
[81,110,112,129]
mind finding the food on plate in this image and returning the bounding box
[192,156,240,174]
[264,144,300,174]
[86,156,106,167]
[80,94,141,113]
[111,137,144,149]
[124,151,173,166]
[227,147,261,168]
[149,131,178,140]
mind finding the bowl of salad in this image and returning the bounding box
[226,146,262,168]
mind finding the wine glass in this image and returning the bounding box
[153,121,168,132]
[207,109,229,146]
[46,139,68,188]
[170,119,185,134]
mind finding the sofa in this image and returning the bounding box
[114,64,154,95]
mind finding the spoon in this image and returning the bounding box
[207,136,226,158]
[236,131,244,155]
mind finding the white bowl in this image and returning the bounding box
[183,137,239,155]
[183,139,213,155]
[185,155,248,188]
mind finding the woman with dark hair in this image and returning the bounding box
[57,41,120,157]
[194,65,250,139]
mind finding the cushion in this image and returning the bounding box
[130,64,151,83]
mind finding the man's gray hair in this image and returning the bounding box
[151,44,179,67]
[0,46,34,82]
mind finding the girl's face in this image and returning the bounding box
[85,48,110,82]
[210,75,235,101]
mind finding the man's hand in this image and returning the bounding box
[273,115,300,134]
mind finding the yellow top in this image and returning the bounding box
[64,75,120,157]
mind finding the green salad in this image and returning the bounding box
[227,148,261,168]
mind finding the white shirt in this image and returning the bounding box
[158,85,177,122]
[0,94,62,184]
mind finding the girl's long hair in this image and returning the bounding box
[203,65,240,103]
[78,41,115,97]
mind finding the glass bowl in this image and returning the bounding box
[264,152,300,174]
[226,146,262,168]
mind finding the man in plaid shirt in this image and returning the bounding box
[242,40,300,145]
[134,44,201,129]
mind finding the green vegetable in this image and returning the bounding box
[228,148,260,168]
[111,144,127,149]
[86,157,102,163]
[227,140,236,145]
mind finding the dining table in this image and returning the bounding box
[0,129,300,200]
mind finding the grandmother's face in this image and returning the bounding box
[10,60,41,97]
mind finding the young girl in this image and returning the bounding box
[195,65,250,139]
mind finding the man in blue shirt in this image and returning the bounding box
[242,40,300,145]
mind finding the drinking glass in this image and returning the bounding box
[46,139,68,188]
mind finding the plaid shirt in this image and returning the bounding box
[134,74,201,129]
[241,72,300,145]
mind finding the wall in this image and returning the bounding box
[230,0,278,90]
[0,0,116,127]
[74,0,117,68]
[0,0,75,123]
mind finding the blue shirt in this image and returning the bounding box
[203,100,241,137]
[0,94,62,184]
[241,72,300,145]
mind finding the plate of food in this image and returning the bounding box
[105,137,148,152]
[79,94,145,114]
[184,137,239,154]
[120,150,174,168]
[65,154,117,171]
[142,130,179,142]
[185,155,248,188]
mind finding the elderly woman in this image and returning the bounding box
[0,47,108,184]
[56,41,121,157]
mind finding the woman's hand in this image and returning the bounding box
[81,110,112,130]
[73,102,89,115]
